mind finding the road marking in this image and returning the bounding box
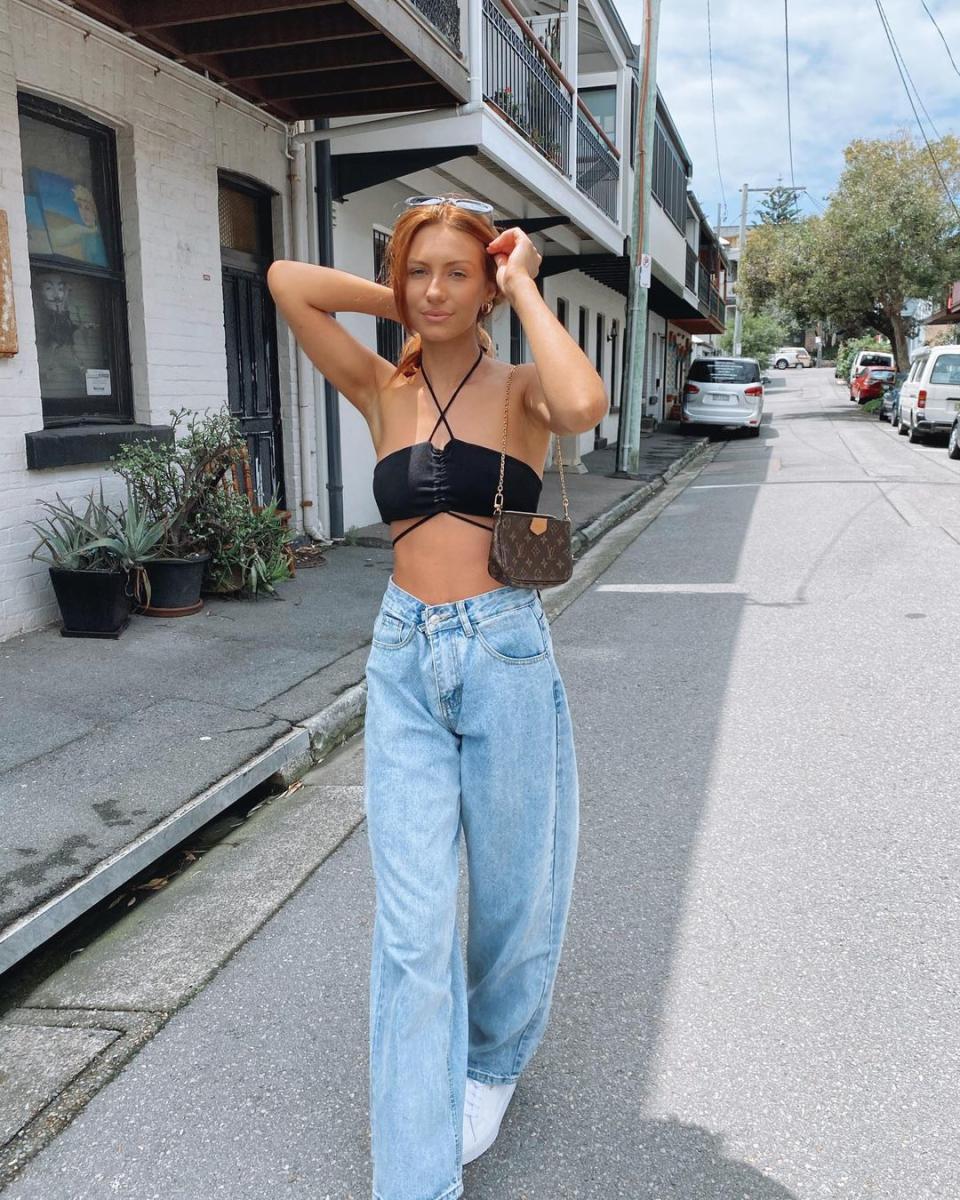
[596,583,746,594]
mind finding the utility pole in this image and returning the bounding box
[732,181,805,356]
[616,0,661,476]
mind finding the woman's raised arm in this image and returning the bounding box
[266,261,403,419]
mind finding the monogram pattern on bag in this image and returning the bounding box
[488,513,573,587]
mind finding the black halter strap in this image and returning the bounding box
[420,347,485,443]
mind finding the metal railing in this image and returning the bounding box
[576,107,618,220]
[685,245,697,292]
[483,0,571,174]
[697,263,710,306]
[709,285,725,323]
[411,0,461,49]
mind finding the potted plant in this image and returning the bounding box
[197,485,295,597]
[28,483,165,638]
[109,406,246,617]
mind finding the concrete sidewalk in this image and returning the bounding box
[0,427,707,979]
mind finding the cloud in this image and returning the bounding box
[617,0,960,224]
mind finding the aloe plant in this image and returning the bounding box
[29,483,167,607]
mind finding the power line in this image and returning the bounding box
[802,187,826,215]
[873,0,960,223]
[783,0,796,190]
[875,1,942,142]
[705,0,727,223]
[920,0,960,82]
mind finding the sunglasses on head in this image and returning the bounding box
[403,195,495,216]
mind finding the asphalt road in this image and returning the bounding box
[6,367,959,1199]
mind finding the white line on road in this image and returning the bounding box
[596,583,746,593]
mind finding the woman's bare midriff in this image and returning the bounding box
[374,362,551,605]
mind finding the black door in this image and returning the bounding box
[219,176,285,509]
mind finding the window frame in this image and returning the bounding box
[18,91,133,428]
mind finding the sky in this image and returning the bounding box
[617,0,960,228]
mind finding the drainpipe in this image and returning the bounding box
[287,133,327,541]
[313,118,344,538]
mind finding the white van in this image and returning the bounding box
[897,345,960,443]
[849,348,894,382]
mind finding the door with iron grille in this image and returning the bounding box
[219,175,285,509]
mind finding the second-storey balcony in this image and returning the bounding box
[482,0,620,222]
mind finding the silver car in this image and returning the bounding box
[682,356,764,437]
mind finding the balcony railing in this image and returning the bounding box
[697,264,710,306]
[411,0,461,49]
[576,102,618,220]
[481,0,621,219]
[685,245,697,292]
[483,0,572,175]
[710,285,725,323]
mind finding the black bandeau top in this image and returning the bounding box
[372,350,543,547]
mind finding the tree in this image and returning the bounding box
[718,309,788,364]
[740,134,960,369]
[755,184,801,225]
[737,218,822,330]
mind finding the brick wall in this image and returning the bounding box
[0,0,298,642]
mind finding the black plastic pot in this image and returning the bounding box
[49,566,132,639]
[137,552,211,617]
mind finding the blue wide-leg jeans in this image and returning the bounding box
[362,576,580,1200]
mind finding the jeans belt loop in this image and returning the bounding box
[456,599,474,637]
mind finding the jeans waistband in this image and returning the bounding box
[382,575,541,630]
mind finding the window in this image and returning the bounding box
[578,305,588,352]
[930,354,960,386]
[556,296,568,328]
[19,93,131,426]
[652,118,687,230]
[580,86,617,140]
[629,76,638,168]
[595,312,605,375]
[372,229,405,364]
[688,358,761,384]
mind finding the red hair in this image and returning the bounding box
[383,200,501,381]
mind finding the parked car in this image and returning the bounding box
[848,348,895,383]
[879,372,908,423]
[850,365,897,403]
[682,356,764,436]
[771,346,812,369]
[897,345,960,443]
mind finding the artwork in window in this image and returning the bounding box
[31,269,110,400]
[24,194,53,255]
[30,168,107,267]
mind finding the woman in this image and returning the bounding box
[267,196,607,1200]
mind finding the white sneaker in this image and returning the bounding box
[462,1076,518,1165]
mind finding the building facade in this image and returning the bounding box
[0,0,722,642]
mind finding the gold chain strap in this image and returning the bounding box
[494,366,570,519]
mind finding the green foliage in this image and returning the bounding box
[193,486,294,597]
[738,133,960,369]
[28,482,165,572]
[718,309,789,364]
[108,406,246,558]
[755,185,801,224]
[835,334,893,380]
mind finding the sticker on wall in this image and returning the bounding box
[85,368,111,396]
[639,253,652,289]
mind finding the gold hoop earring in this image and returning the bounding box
[480,301,493,318]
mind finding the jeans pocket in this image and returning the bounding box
[474,603,549,665]
[371,609,416,649]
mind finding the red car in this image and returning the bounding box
[850,366,897,404]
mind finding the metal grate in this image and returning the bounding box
[218,186,260,254]
[372,229,405,364]
[411,0,461,48]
